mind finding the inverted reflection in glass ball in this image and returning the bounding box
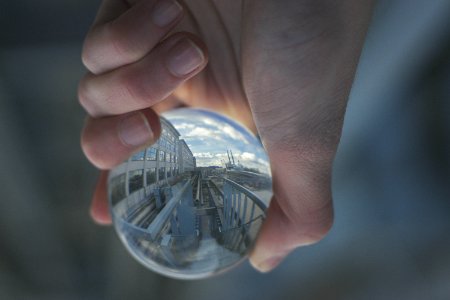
[108,108,272,279]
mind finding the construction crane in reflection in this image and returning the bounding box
[225,150,243,171]
[224,150,271,189]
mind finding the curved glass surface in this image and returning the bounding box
[108,108,272,279]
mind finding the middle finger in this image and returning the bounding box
[79,33,208,117]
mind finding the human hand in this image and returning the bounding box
[79,0,374,272]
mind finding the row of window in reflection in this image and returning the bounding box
[129,142,194,170]
[110,118,195,209]
[131,147,178,163]
[111,146,194,206]
[110,166,181,205]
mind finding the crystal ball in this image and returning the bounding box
[108,108,272,279]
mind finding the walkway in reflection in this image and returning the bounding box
[112,169,269,273]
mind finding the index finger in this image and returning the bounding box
[82,0,184,74]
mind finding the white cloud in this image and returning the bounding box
[202,117,218,127]
[222,125,249,144]
[240,152,255,161]
[174,122,196,130]
[195,157,223,167]
[193,152,214,158]
[165,111,268,170]
[198,116,250,145]
[186,127,214,137]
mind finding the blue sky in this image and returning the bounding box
[162,109,271,175]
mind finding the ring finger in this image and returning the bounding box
[83,0,185,74]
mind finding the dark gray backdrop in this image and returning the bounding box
[1,0,450,299]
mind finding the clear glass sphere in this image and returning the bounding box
[108,108,272,279]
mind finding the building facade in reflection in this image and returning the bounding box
[110,118,195,207]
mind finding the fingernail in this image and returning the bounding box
[166,39,205,77]
[118,112,153,147]
[250,255,285,273]
[151,0,183,27]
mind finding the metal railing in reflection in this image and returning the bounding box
[219,215,264,252]
[115,216,194,269]
[113,176,270,271]
[221,178,267,250]
[146,180,192,240]
[114,179,198,268]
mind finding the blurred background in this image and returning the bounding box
[1,0,449,299]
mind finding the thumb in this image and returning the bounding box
[249,161,334,272]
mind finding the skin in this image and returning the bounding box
[79,0,374,272]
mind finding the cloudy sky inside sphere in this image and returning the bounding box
[163,109,271,175]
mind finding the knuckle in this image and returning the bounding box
[81,128,109,170]
[78,78,89,110]
[105,21,136,61]
[115,71,149,106]
[81,127,97,164]
[81,49,94,73]
[81,34,102,74]
[279,191,334,246]
[81,21,135,74]
[116,72,137,99]
[77,76,97,116]
[297,200,334,244]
